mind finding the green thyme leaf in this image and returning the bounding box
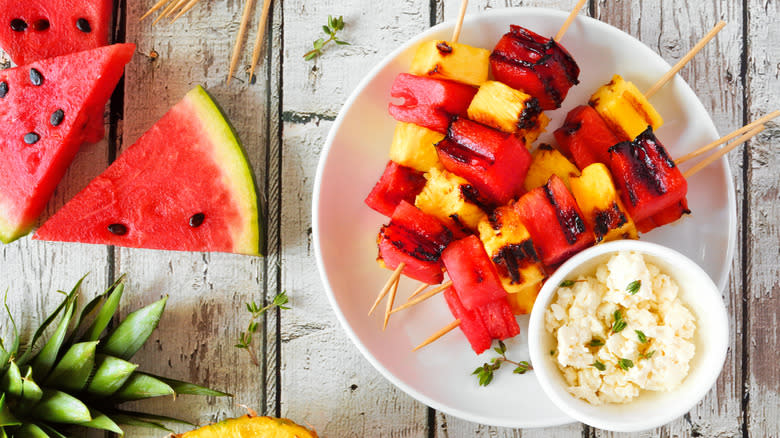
[588,338,605,347]
[626,280,641,295]
[641,350,656,359]
[617,358,634,370]
[558,280,575,288]
[513,361,531,374]
[635,330,648,343]
[591,360,606,371]
[612,310,627,333]
[304,15,350,61]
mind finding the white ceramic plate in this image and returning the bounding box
[313,7,736,428]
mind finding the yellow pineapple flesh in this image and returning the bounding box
[415,168,485,233]
[175,415,318,438]
[409,40,490,87]
[569,163,638,242]
[520,112,549,147]
[589,74,663,141]
[523,144,581,192]
[467,80,544,135]
[477,207,546,314]
[389,122,444,172]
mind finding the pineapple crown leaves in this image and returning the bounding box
[0,276,230,437]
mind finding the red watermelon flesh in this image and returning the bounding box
[34,86,262,255]
[0,43,134,243]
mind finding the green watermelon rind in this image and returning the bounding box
[187,86,262,256]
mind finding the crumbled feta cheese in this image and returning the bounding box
[545,251,696,405]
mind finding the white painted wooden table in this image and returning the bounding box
[1,0,778,436]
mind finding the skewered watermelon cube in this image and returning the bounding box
[436,117,531,205]
[635,199,691,233]
[365,161,427,217]
[441,235,508,310]
[415,168,486,235]
[443,286,492,354]
[389,122,445,172]
[388,73,477,133]
[377,201,453,284]
[466,80,543,134]
[607,128,688,224]
[523,144,581,192]
[475,298,521,341]
[569,163,638,242]
[514,175,595,267]
[589,74,663,142]
[553,105,619,169]
[490,25,580,110]
[477,207,546,315]
[409,40,490,87]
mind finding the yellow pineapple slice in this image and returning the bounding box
[415,168,484,232]
[520,112,549,147]
[523,144,581,192]
[409,40,489,87]
[388,122,444,172]
[477,207,546,315]
[589,74,663,141]
[569,163,638,242]
[175,414,318,438]
[467,80,544,135]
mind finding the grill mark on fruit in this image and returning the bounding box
[562,120,582,136]
[516,97,541,130]
[10,19,27,32]
[50,109,65,127]
[189,213,205,227]
[24,132,40,144]
[543,183,586,245]
[493,240,539,284]
[76,18,92,33]
[459,184,492,212]
[29,68,43,86]
[381,221,450,263]
[436,41,453,55]
[593,203,628,242]
[108,223,128,235]
[0,81,7,98]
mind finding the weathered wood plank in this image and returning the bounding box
[279,1,431,436]
[593,0,745,436]
[745,0,780,436]
[116,1,272,434]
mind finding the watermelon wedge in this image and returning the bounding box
[0,43,134,243]
[34,86,262,256]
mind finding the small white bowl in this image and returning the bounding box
[528,240,729,432]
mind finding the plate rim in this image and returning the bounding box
[312,6,736,428]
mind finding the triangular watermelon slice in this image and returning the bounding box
[35,86,262,256]
[0,43,134,243]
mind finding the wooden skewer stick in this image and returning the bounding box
[450,0,469,44]
[413,320,461,351]
[227,0,258,84]
[154,0,187,24]
[554,0,587,42]
[368,263,405,316]
[675,110,780,165]
[248,0,274,82]
[389,281,453,315]
[684,125,765,179]
[645,21,726,98]
[407,282,430,301]
[383,275,401,330]
[170,0,201,23]
[140,0,171,21]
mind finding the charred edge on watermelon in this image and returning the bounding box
[608,128,674,206]
[592,202,629,242]
[380,224,449,262]
[543,182,586,245]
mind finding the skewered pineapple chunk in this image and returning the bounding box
[589,74,663,141]
[415,168,485,233]
[569,163,638,242]
[477,207,546,315]
[467,80,545,137]
[523,144,581,192]
[410,40,490,87]
[389,122,445,172]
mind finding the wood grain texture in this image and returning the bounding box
[279,1,432,436]
[745,0,780,436]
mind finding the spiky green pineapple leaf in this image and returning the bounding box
[30,389,91,424]
[30,292,78,380]
[1,290,20,372]
[14,423,50,437]
[0,394,21,427]
[86,354,138,396]
[0,361,23,397]
[114,373,174,401]
[44,341,98,391]
[17,366,43,413]
[82,282,125,342]
[78,409,123,435]
[101,296,168,361]
[109,414,174,433]
[36,423,67,438]
[154,375,231,397]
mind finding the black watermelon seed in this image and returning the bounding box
[10,19,27,32]
[107,223,127,235]
[33,19,49,31]
[76,18,91,33]
[189,213,205,227]
[0,81,7,98]
[29,68,43,86]
[24,132,40,144]
[50,109,65,127]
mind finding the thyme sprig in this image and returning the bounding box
[472,341,533,386]
[236,291,290,366]
[303,15,350,61]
